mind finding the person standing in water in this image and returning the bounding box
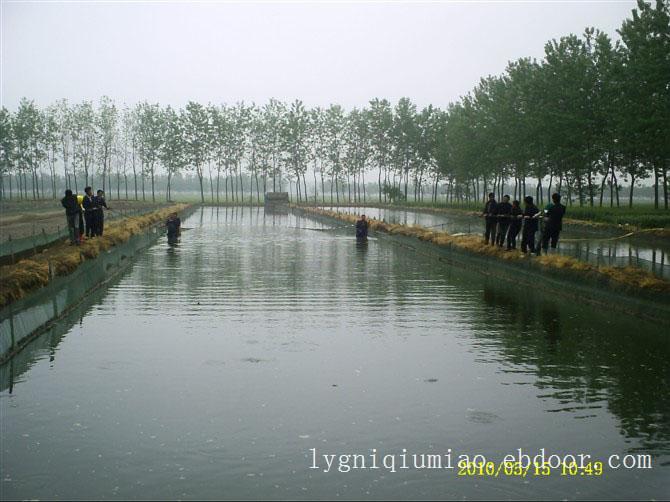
[356,214,369,241]
[166,212,181,243]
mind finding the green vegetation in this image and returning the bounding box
[0,1,667,211]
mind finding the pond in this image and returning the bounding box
[1,206,668,500]
[329,206,670,279]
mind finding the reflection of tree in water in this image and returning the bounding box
[7,207,668,461]
[479,282,670,455]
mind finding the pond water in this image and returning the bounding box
[1,206,668,500]
[329,206,670,279]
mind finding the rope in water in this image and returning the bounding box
[425,221,665,242]
[559,228,666,243]
[288,224,354,231]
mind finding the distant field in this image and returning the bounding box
[0,199,165,241]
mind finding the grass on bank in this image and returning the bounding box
[304,208,670,295]
[0,204,189,308]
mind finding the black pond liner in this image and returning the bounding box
[295,208,670,326]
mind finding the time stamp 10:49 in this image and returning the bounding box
[459,460,602,478]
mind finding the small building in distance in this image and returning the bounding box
[264,192,289,212]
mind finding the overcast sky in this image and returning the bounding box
[2,0,637,111]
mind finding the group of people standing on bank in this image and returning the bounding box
[60,187,109,245]
[482,192,566,254]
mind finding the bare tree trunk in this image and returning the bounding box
[663,161,668,210]
[629,172,636,208]
[653,165,659,209]
[239,163,245,205]
[255,172,260,203]
[320,164,325,204]
[197,166,205,203]
[216,166,221,204]
[150,164,155,203]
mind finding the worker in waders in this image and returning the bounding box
[166,212,181,244]
[356,214,369,242]
[482,193,498,245]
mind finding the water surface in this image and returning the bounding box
[330,206,670,278]
[1,206,668,500]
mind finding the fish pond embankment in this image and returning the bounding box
[3,205,669,500]
[0,204,191,362]
[299,207,670,324]
[297,202,670,237]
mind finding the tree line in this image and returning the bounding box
[0,0,667,208]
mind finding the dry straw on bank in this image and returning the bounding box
[307,208,670,294]
[0,204,188,308]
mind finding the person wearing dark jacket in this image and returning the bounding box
[506,200,523,250]
[541,193,567,253]
[166,212,181,244]
[355,214,369,241]
[82,186,96,238]
[495,195,512,247]
[60,189,80,245]
[521,196,540,254]
[93,190,108,236]
[482,193,498,245]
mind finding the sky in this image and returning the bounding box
[1,0,638,111]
